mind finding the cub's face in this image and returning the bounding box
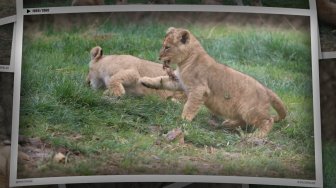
[85,71,93,86]
[86,60,95,86]
[159,27,191,65]
[86,69,104,90]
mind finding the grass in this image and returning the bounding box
[251,142,336,188]
[18,12,315,181]
[321,142,336,188]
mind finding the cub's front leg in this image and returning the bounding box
[181,87,207,121]
[140,76,183,91]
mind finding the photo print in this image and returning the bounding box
[316,0,336,54]
[10,4,322,187]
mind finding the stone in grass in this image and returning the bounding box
[165,128,184,144]
[53,152,66,163]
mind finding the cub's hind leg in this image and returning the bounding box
[104,69,140,97]
[253,118,274,138]
[240,103,275,138]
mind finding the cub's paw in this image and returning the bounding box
[221,119,242,129]
[181,112,194,122]
[251,131,268,139]
[103,88,124,97]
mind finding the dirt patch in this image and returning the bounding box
[237,136,283,150]
[16,133,314,179]
[17,136,87,178]
[18,137,54,177]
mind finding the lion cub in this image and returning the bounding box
[140,27,286,137]
[86,46,184,100]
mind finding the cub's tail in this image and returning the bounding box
[90,46,103,62]
[267,89,287,122]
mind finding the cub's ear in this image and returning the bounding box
[180,30,190,44]
[90,46,103,61]
[100,48,103,57]
[166,27,176,34]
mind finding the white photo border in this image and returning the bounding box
[10,1,323,187]
[0,15,16,26]
[321,52,336,59]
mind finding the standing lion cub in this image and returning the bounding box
[140,27,286,137]
[86,46,184,100]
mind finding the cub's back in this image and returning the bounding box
[138,59,167,77]
[207,61,268,100]
[96,54,167,78]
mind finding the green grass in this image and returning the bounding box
[18,13,315,180]
[322,142,336,188]
[251,142,336,188]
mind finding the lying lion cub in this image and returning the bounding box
[140,27,287,137]
[86,46,184,100]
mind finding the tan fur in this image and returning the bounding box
[140,27,286,137]
[86,46,185,100]
[71,0,104,6]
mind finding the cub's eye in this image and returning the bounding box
[164,46,170,50]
